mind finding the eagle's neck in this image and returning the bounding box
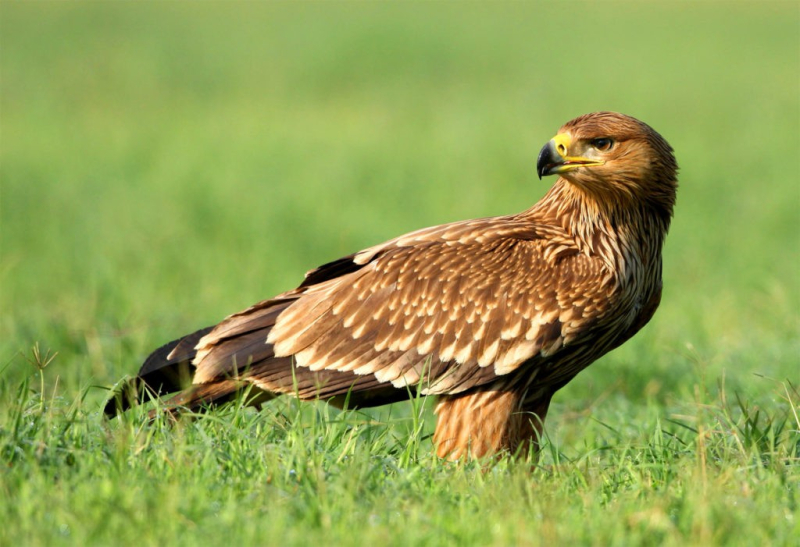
[522,179,672,283]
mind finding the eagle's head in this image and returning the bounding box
[537,112,678,217]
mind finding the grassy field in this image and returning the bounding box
[1,2,798,545]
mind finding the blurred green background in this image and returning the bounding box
[2,1,798,409]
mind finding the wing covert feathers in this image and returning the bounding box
[187,217,614,403]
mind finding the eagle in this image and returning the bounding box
[106,112,678,460]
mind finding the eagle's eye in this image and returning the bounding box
[591,138,613,152]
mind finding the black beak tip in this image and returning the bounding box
[536,142,552,180]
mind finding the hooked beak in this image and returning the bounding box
[537,133,605,179]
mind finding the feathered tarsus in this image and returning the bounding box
[106,112,678,460]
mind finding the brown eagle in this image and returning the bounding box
[106,112,678,460]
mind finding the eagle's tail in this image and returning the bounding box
[103,326,214,417]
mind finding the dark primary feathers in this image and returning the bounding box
[106,112,678,460]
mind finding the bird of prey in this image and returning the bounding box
[106,112,678,460]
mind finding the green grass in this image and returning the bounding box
[1,2,798,545]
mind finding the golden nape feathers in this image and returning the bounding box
[106,112,678,460]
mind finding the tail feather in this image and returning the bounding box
[104,326,213,417]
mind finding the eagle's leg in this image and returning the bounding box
[433,387,552,460]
